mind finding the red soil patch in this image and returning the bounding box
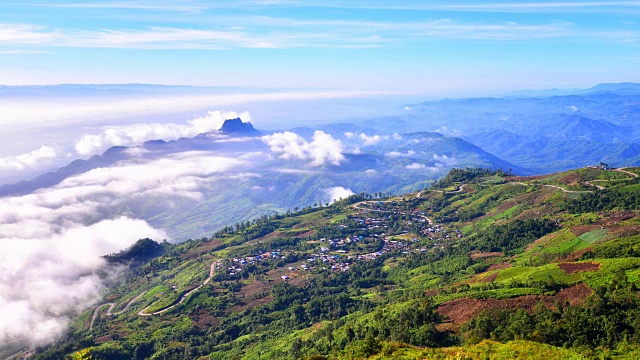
[184,238,225,259]
[607,225,640,238]
[436,283,592,325]
[436,323,457,333]
[485,262,512,272]
[507,175,545,182]
[557,173,583,186]
[557,248,591,262]
[595,211,636,226]
[425,289,440,297]
[191,313,220,329]
[241,281,270,298]
[571,225,599,237]
[481,273,498,283]
[94,335,113,344]
[295,230,315,238]
[469,251,504,261]
[251,231,283,243]
[558,262,600,274]
[492,200,517,214]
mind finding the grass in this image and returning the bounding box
[433,287,544,304]
[583,258,640,289]
[330,214,347,224]
[494,264,582,286]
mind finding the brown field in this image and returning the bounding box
[436,283,592,325]
[558,262,600,274]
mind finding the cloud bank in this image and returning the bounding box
[0,218,166,346]
[74,110,249,156]
[262,130,345,166]
[0,146,57,171]
[0,150,246,346]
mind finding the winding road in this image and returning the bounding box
[616,168,639,178]
[90,291,148,330]
[91,262,216,328]
[138,262,216,316]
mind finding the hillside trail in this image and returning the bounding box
[616,168,639,178]
[90,290,148,330]
[138,262,216,316]
[91,262,216,328]
[509,181,593,194]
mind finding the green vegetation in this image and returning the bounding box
[30,167,640,360]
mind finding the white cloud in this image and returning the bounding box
[262,130,345,166]
[566,105,578,112]
[0,149,249,346]
[406,162,426,170]
[392,133,403,140]
[364,169,377,175]
[344,131,355,139]
[0,50,48,55]
[39,2,206,14]
[359,133,388,145]
[386,150,416,157]
[1,90,388,128]
[74,110,249,155]
[0,217,165,347]
[0,145,56,171]
[433,154,457,165]
[324,186,354,204]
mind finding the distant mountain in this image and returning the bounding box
[584,82,640,95]
[522,114,629,143]
[0,124,525,240]
[465,130,640,173]
[219,118,261,136]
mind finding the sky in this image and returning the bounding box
[0,0,639,93]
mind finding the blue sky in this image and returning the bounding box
[1,0,639,94]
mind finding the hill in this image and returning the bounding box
[22,166,640,359]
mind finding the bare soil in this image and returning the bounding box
[558,262,600,274]
[436,283,592,325]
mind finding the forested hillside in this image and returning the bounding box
[29,166,640,360]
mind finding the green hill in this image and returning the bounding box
[30,167,640,360]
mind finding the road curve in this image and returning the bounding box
[138,263,216,316]
[615,168,639,178]
[89,290,148,330]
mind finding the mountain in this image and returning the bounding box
[584,82,640,95]
[525,114,629,143]
[219,118,262,137]
[28,166,640,359]
[465,130,640,173]
[0,125,524,241]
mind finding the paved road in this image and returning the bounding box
[616,168,639,178]
[91,262,216,327]
[138,263,216,316]
[90,290,148,330]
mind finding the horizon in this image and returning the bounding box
[2,1,640,93]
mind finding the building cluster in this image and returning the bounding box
[224,250,285,276]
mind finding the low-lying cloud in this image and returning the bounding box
[0,145,56,171]
[262,130,345,166]
[0,217,166,347]
[75,110,250,156]
[324,186,354,204]
[0,150,247,347]
[359,133,389,145]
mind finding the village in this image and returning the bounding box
[218,198,465,280]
